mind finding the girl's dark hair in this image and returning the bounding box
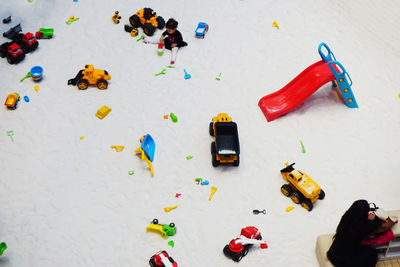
[166,18,178,29]
[334,200,370,238]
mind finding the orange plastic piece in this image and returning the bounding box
[163,115,168,119]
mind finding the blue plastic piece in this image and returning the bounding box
[184,69,191,80]
[195,22,208,38]
[201,180,209,185]
[142,134,155,162]
[23,96,29,102]
[318,42,336,63]
[328,61,358,108]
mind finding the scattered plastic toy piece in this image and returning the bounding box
[167,65,175,68]
[300,140,306,153]
[20,72,31,82]
[168,240,175,248]
[163,115,168,119]
[398,93,400,99]
[195,178,202,184]
[66,16,79,25]
[253,209,266,215]
[175,193,181,198]
[216,72,222,81]
[170,113,178,123]
[30,66,43,81]
[96,105,112,119]
[34,85,39,94]
[23,96,29,102]
[128,170,134,175]
[112,11,121,24]
[209,186,217,200]
[135,134,155,175]
[186,156,192,160]
[195,22,209,38]
[164,205,178,213]
[158,43,164,56]
[272,21,279,29]
[184,69,191,79]
[28,0,33,2]
[286,206,294,212]
[146,218,176,239]
[201,180,209,185]
[80,136,84,140]
[73,0,78,2]
[155,69,167,76]
[6,130,14,142]
[3,16,11,24]
[136,34,144,42]
[111,145,124,152]
[0,242,7,256]
[5,93,20,109]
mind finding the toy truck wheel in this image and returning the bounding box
[232,253,243,262]
[301,199,313,211]
[223,245,231,256]
[156,16,165,29]
[318,189,325,200]
[233,156,239,167]
[77,79,89,90]
[209,122,214,136]
[143,23,155,36]
[211,141,216,153]
[291,192,301,204]
[152,219,158,224]
[242,247,249,256]
[169,223,175,228]
[212,151,219,167]
[149,256,156,267]
[281,184,292,197]
[129,14,141,28]
[7,55,15,64]
[97,79,108,90]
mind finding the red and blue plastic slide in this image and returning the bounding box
[258,43,358,122]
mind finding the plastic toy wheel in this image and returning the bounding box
[242,248,249,256]
[152,219,158,224]
[211,141,216,153]
[149,256,156,267]
[143,23,155,36]
[291,192,301,204]
[129,14,141,28]
[31,41,39,51]
[209,122,214,136]
[169,223,175,228]
[233,156,239,167]
[223,245,230,256]
[97,79,108,89]
[281,184,292,197]
[232,253,243,262]
[318,189,325,200]
[7,55,15,64]
[212,152,219,167]
[156,16,165,29]
[77,79,89,90]
[301,199,313,211]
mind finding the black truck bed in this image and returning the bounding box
[215,122,240,155]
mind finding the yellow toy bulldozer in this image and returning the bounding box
[280,162,325,211]
[68,65,111,90]
[129,8,165,36]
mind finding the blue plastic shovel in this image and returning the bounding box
[184,69,191,80]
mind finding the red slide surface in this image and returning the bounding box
[258,60,335,122]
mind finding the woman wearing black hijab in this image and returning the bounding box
[327,200,382,267]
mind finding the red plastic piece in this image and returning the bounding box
[241,226,261,239]
[258,61,336,122]
[175,193,181,198]
[229,238,244,253]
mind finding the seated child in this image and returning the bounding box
[144,18,187,64]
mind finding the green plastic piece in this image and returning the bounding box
[7,130,14,142]
[27,0,33,2]
[167,65,175,68]
[168,240,174,248]
[128,170,134,175]
[162,224,176,236]
[155,69,167,76]
[20,72,31,82]
[195,178,202,182]
[216,72,222,81]
[170,113,178,123]
[300,140,306,153]
[66,17,79,25]
[0,242,7,256]
[137,34,144,42]
[186,156,193,160]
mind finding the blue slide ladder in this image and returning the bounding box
[318,42,358,108]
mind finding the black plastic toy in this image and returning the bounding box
[2,16,11,24]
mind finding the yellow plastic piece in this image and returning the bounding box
[4,93,19,107]
[111,145,124,152]
[272,21,279,29]
[398,93,400,99]
[80,136,84,140]
[34,85,39,93]
[146,223,167,238]
[134,146,154,175]
[209,186,217,201]
[164,205,178,212]
[130,29,138,37]
[112,11,121,24]
[96,105,111,119]
[286,206,294,212]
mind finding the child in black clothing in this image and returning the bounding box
[144,18,187,64]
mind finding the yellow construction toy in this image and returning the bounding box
[68,65,111,90]
[129,8,165,36]
[4,93,20,109]
[96,105,111,119]
[146,219,176,239]
[209,113,240,167]
[112,11,121,24]
[280,162,325,211]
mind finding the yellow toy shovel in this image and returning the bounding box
[209,186,217,201]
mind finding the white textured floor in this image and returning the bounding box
[1,0,400,266]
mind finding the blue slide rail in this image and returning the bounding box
[317,42,358,108]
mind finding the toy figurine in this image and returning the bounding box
[112,11,121,24]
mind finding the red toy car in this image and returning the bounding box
[223,226,268,262]
[149,251,177,267]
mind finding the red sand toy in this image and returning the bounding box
[223,226,268,262]
[258,42,358,122]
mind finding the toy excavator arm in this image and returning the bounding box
[235,237,268,248]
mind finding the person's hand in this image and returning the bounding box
[171,43,177,48]
[368,212,376,220]
[159,36,164,43]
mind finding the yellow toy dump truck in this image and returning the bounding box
[68,65,111,90]
[209,113,240,167]
[280,162,325,211]
[129,8,165,36]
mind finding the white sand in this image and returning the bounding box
[1,0,400,266]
